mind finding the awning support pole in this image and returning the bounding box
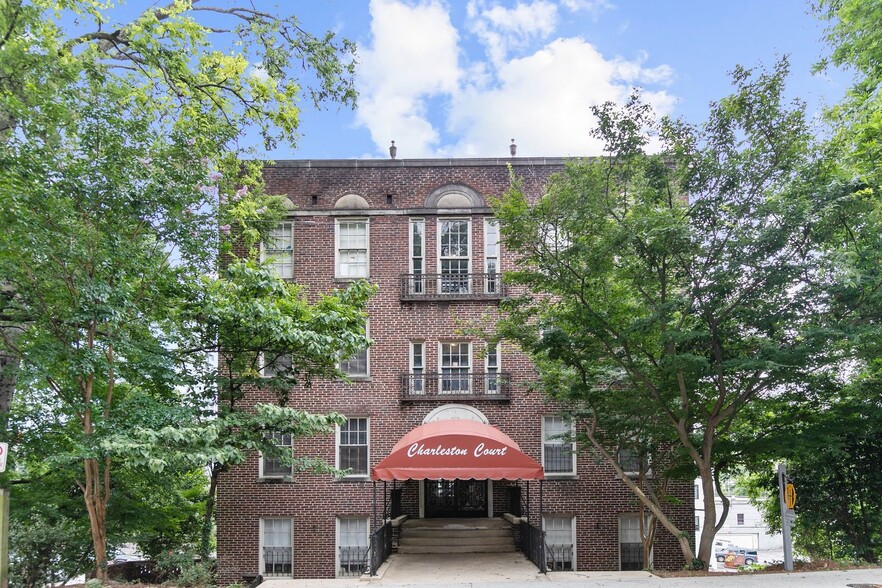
[371,481,377,576]
[539,479,546,573]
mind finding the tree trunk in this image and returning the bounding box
[696,462,720,567]
[0,347,17,415]
[201,463,222,560]
[83,456,109,582]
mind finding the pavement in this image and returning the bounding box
[264,552,882,588]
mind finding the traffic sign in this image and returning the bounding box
[785,483,796,509]
[784,510,796,524]
[0,443,7,473]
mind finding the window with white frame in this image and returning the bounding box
[410,341,424,395]
[261,518,292,577]
[542,416,575,475]
[337,418,369,477]
[336,219,369,278]
[438,219,470,294]
[262,353,292,378]
[410,219,425,294]
[440,342,470,393]
[484,219,499,294]
[261,432,293,478]
[339,321,369,378]
[485,343,499,394]
[617,446,643,476]
[263,222,293,279]
[544,516,574,571]
[620,514,647,571]
[337,517,369,576]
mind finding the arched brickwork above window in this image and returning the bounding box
[424,184,485,209]
[334,194,369,209]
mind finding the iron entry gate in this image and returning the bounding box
[425,480,487,517]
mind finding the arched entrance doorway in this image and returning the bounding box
[420,404,491,517]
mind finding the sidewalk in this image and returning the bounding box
[263,553,882,588]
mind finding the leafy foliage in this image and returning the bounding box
[493,60,842,567]
[0,1,367,580]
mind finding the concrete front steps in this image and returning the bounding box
[398,517,515,554]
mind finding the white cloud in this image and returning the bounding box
[448,37,675,157]
[355,0,676,158]
[468,0,559,66]
[560,0,613,17]
[355,0,461,156]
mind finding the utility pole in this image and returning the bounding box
[777,463,795,572]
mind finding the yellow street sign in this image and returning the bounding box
[785,483,796,510]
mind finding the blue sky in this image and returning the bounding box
[282,0,846,160]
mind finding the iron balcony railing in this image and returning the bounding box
[400,372,511,401]
[399,273,506,301]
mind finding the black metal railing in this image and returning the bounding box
[339,546,369,577]
[546,544,574,571]
[400,372,511,401]
[400,273,506,301]
[518,521,547,573]
[370,521,393,575]
[262,547,292,577]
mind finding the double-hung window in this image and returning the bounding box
[544,516,575,571]
[542,416,575,475]
[485,343,499,394]
[337,517,369,576]
[337,418,369,477]
[438,219,470,294]
[262,353,292,378]
[264,222,294,279]
[617,447,642,477]
[336,219,369,278]
[619,514,648,570]
[261,432,293,478]
[484,219,499,294]
[339,321,369,378]
[261,518,293,577]
[410,342,425,395]
[410,219,425,294]
[440,342,470,394]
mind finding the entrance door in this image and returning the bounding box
[425,480,487,518]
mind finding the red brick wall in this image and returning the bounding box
[215,158,694,584]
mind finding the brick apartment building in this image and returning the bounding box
[215,157,694,583]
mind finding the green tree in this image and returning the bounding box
[816,0,882,190]
[739,382,882,562]
[493,61,837,567]
[7,384,208,587]
[0,1,365,580]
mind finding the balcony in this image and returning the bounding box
[399,273,506,301]
[400,372,511,402]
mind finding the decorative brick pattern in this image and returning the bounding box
[216,158,694,584]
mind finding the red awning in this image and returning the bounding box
[371,420,544,481]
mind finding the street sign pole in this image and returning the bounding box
[777,463,794,572]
